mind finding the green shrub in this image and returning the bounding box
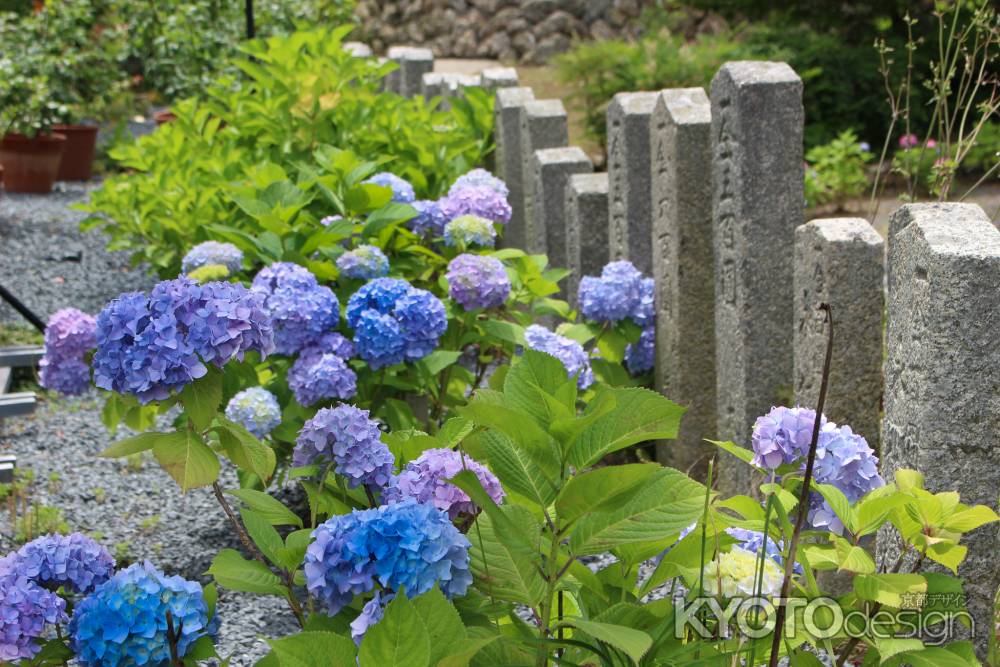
[804,129,872,208]
[959,120,1000,175]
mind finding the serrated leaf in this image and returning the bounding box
[153,429,220,491]
[208,548,287,596]
[217,417,277,481]
[100,431,172,458]
[269,631,356,666]
[556,463,662,526]
[482,430,557,508]
[853,573,927,608]
[227,489,303,527]
[942,505,999,533]
[359,593,431,667]
[180,368,222,431]
[412,588,465,665]
[241,509,285,566]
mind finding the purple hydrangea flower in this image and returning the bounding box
[93,279,274,403]
[364,172,416,203]
[437,186,512,225]
[444,214,496,248]
[40,357,92,396]
[524,324,594,389]
[578,260,644,323]
[446,254,510,310]
[632,278,655,328]
[304,499,471,616]
[293,404,393,489]
[251,262,340,356]
[225,387,282,438]
[750,406,826,470]
[181,241,243,275]
[11,533,114,594]
[409,199,449,237]
[300,332,355,360]
[449,169,509,198]
[69,561,217,667]
[0,556,67,661]
[351,591,392,646]
[337,245,390,280]
[625,326,655,375]
[288,352,358,407]
[383,448,505,519]
[346,279,447,369]
[39,308,97,395]
[809,423,884,533]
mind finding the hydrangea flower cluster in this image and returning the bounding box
[288,350,357,407]
[39,307,97,395]
[725,527,801,574]
[69,561,217,666]
[449,168,509,198]
[346,278,447,369]
[437,185,512,225]
[225,387,282,438]
[364,172,416,203]
[251,262,339,356]
[703,548,784,598]
[383,448,505,519]
[9,533,115,594]
[446,254,510,310]
[750,406,826,470]
[578,261,655,376]
[350,591,393,646]
[444,214,497,248]
[0,560,67,661]
[304,499,472,616]
[336,245,390,280]
[625,326,655,375]
[409,199,448,236]
[180,241,243,276]
[93,278,274,403]
[320,214,344,227]
[293,404,393,489]
[524,324,594,389]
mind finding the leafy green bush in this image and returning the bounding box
[81,26,495,278]
[804,129,872,208]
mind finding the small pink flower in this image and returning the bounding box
[899,133,919,149]
[934,157,947,167]
[925,138,937,149]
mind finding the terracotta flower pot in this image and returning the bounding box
[0,133,67,194]
[53,124,99,181]
[154,110,176,126]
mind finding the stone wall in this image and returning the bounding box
[355,0,651,63]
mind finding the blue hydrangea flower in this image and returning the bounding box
[364,172,416,203]
[293,405,393,489]
[346,279,447,368]
[437,186,512,225]
[351,591,392,646]
[444,215,497,248]
[93,279,274,403]
[578,261,644,323]
[225,387,282,438]
[632,278,655,328]
[288,352,358,407]
[39,308,97,395]
[337,245,390,280]
[750,406,826,470]
[383,448,505,519]
[524,325,594,389]
[446,254,510,310]
[300,332,355,360]
[809,423,884,534]
[304,499,471,616]
[69,561,217,667]
[320,214,344,227]
[625,326,655,375]
[409,200,449,237]
[251,262,340,356]
[449,169,509,198]
[11,533,114,594]
[0,555,68,661]
[725,527,802,574]
[181,241,243,276]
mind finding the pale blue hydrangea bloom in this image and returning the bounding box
[337,245,390,280]
[578,260,644,323]
[446,254,510,310]
[524,325,594,389]
[225,387,282,438]
[320,214,344,227]
[364,172,416,203]
[351,591,392,646]
[437,185,511,225]
[409,199,449,237]
[449,168,509,198]
[625,326,655,375]
[181,241,243,275]
[444,214,496,248]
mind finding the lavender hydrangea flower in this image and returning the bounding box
[449,168,509,198]
[93,279,274,403]
[750,406,826,470]
[809,423,884,533]
[225,387,282,438]
[300,332,355,360]
[40,357,92,396]
[0,555,68,660]
[446,254,510,310]
[578,260,644,323]
[444,214,496,248]
[181,241,243,276]
[288,352,357,406]
[632,278,655,328]
[726,527,802,574]
[524,325,594,389]
[320,214,344,227]
[383,448,505,519]
[409,199,448,237]
[351,591,392,646]
[39,308,97,395]
[437,185,512,225]
[337,245,390,280]
[304,499,471,616]
[293,405,393,489]
[625,326,655,375]
[364,172,416,203]
[69,562,217,667]
[346,279,447,369]
[251,262,340,355]
[11,533,114,594]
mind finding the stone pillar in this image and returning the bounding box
[422,73,481,109]
[882,203,1000,657]
[565,173,609,305]
[514,100,568,250]
[387,46,434,97]
[494,87,535,248]
[481,67,519,91]
[711,62,804,496]
[344,41,373,58]
[529,147,592,268]
[793,218,884,446]
[649,88,715,477]
[607,92,658,276]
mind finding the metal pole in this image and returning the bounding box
[0,284,46,333]
[245,0,254,39]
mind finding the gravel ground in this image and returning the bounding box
[0,391,300,663]
[0,181,155,325]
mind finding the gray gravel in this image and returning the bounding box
[0,391,300,663]
[0,181,154,324]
